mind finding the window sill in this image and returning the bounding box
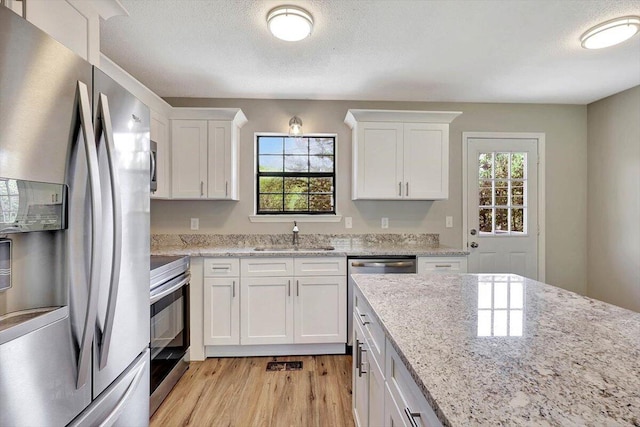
[249,215,343,223]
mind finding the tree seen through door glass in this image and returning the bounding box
[478,152,527,234]
[257,136,335,214]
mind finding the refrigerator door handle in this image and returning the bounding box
[96,93,123,371]
[97,358,146,427]
[76,81,104,389]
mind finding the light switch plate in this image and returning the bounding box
[446,216,453,228]
[190,218,199,230]
[345,217,353,229]
[381,217,389,229]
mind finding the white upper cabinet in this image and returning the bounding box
[19,0,127,65]
[170,108,247,200]
[345,109,461,200]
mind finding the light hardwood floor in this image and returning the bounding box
[151,355,354,427]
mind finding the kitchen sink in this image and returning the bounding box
[253,245,335,252]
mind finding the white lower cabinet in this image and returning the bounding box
[417,256,468,273]
[203,256,346,351]
[353,285,443,427]
[241,276,294,345]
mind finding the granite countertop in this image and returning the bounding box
[351,273,640,426]
[150,233,469,257]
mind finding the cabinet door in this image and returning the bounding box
[294,276,346,344]
[369,356,385,427]
[355,122,404,199]
[151,111,170,199]
[203,278,240,345]
[171,120,207,198]
[385,384,409,427]
[403,123,449,200]
[353,319,369,427]
[207,121,235,199]
[241,277,293,345]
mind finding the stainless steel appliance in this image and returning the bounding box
[347,256,416,347]
[0,7,151,426]
[149,255,190,415]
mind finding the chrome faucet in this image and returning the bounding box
[292,221,299,246]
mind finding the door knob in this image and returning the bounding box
[470,229,477,235]
[470,242,479,248]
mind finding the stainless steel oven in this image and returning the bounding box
[149,256,190,415]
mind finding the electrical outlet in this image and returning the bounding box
[381,217,389,229]
[345,217,353,229]
[446,216,453,228]
[190,218,199,230]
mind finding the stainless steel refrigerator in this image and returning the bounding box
[0,6,150,426]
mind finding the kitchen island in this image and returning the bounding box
[351,273,640,426]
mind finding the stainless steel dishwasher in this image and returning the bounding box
[347,256,416,348]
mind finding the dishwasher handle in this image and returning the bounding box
[350,261,415,269]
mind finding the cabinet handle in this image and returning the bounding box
[359,344,367,376]
[404,408,421,427]
[288,280,291,297]
[225,181,228,197]
[359,313,370,326]
[355,339,361,374]
[435,264,452,268]
[406,182,409,197]
[232,280,235,298]
[200,181,204,197]
[296,280,299,297]
[398,182,402,196]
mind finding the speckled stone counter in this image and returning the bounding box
[351,273,640,426]
[150,233,469,257]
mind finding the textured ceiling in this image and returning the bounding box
[100,0,640,104]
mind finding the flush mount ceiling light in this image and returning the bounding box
[580,16,640,49]
[267,6,313,42]
[289,116,303,136]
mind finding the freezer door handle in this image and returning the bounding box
[96,356,146,427]
[96,93,123,371]
[76,81,103,389]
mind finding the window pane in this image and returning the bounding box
[284,156,308,172]
[495,181,508,206]
[310,177,333,193]
[479,153,492,179]
[259,137,283,155]
[309,138,334,155]
[494,282,508,308]
[284,177,308,193]
[309,155,334,172]
[259,194,283,212]
[511,153,526,179]
[511,208,525,233]
[309,194,333,212]
[479,208,493,232]
[284,137,308,155]
[511,181,524,206]
[495,208,508,232]
[259,176,283,193]
[477,310,492,336]
[284,194,308,211]
[259,155,283,172]
[495,153,509,179]
[479,185,492,206]
[493,310,508,336]
[510,282,524,309]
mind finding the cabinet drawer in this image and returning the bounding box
[241,258,293,277]
[385,340,442,427]
[353,289,385,371]
[417,256,467,273]
[204,258,239,277]
[294,257,346,276]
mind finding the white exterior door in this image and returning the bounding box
[466,137,539,279]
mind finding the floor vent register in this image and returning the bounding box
[266,361,303,371]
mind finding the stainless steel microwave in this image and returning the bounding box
[150,140,157,193]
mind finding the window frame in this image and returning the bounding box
[254,133,337,216]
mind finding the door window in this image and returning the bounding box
[478,152,527,235]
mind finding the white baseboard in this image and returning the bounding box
[205,343,346,358]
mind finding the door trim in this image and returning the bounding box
[462,132,546,281]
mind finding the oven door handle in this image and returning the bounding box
[150,274,190,305]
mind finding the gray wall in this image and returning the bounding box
[587,86,640,312]
[156,98,588,295]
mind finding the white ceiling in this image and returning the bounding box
[100,0,640,104]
